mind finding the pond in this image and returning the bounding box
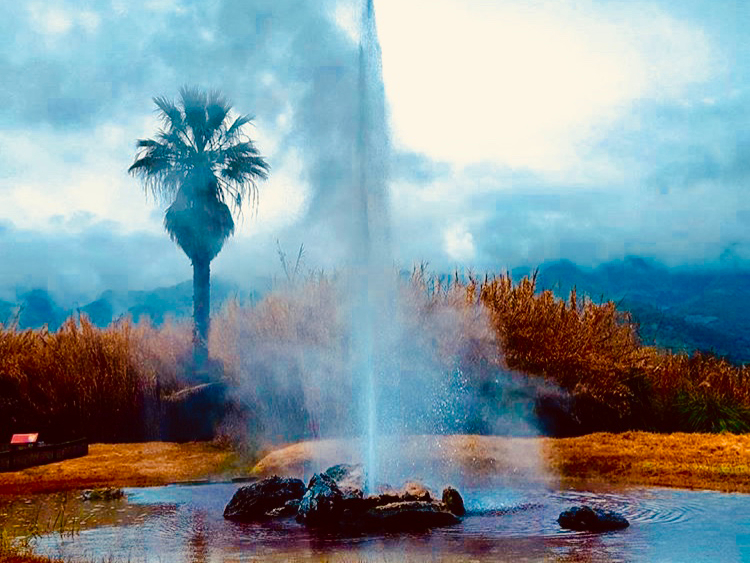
[2,482,750,562]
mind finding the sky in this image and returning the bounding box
[1,0,749,305]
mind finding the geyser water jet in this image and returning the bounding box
[351,0,392,493]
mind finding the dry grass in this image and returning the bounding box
[0,315,198,444]
[0,318,159,443]
[546,431,750,492]
[0,551,60,563]
[2,269,750,446]
[2,433,746,498]
[477,272,750,433]
[0,442,238,495]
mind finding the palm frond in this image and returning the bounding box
[205,91,231,133]
[157,128,192,158]
[135,139,160,148]
[179,86,209,150]
[224,114,252,141]
[152,96,182,129]
[130,86,269,250]
[222,154,270,182]
[128,155,168,175]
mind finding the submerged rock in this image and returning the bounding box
[441,486,466,516]
[81,487,125,501]
[224,476,306,521]
[557,505,630,532]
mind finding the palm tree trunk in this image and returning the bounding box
[192,256,210,373]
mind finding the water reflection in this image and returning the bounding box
[2,483,749,562]
[187,511,208,563]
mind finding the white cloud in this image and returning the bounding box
[334,0,361,44]
[233,148,308,239]
[144,0,186,14]
[375,0,717,172]
[25,4,102,43]
[27,3,73,37]
[443,222,476,262]
[0,124,158,233]
[78,10,101,34]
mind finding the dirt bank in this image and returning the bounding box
[0,442,238,495]
[1,433,749,497]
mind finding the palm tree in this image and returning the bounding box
[129,87,269,373]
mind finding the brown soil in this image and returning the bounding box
[1,433,749,498]
[254,432,750,494]
[0,442,238,496]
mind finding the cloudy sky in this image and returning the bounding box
[1,0,748,304]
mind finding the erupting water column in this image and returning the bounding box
[352,0,392,494]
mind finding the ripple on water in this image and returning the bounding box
[551,489,701,525]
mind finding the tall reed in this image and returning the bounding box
[477,272,750,433]
[0,317,158,443]
[2,269,749,443]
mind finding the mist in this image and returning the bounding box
[210,272,550,489]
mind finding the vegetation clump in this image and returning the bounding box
[477,272,750,434]
[1,269,749,443]
[0,317,158,443]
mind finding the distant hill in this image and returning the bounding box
[4,257,750,364]
[1,277,269,331]
[523,256,750,364]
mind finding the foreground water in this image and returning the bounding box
[2,482,750,562]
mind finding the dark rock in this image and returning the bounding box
[255,466,469,532]
[324,463,361,483]
[324,463,364,499]
[266,499,301,518]
[441,486,465,516]
[81,487,125,501]
[296,473,345,527]
[224,476,306,521]
[402,481,432,502]
[363,501,459,530]
[374,488,402,505]
[557,505,630,532]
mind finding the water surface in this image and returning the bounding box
[4,482,750,562]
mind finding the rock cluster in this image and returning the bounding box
[223,476,306,520]
[224,464,464,532]
[557,505,630,532]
